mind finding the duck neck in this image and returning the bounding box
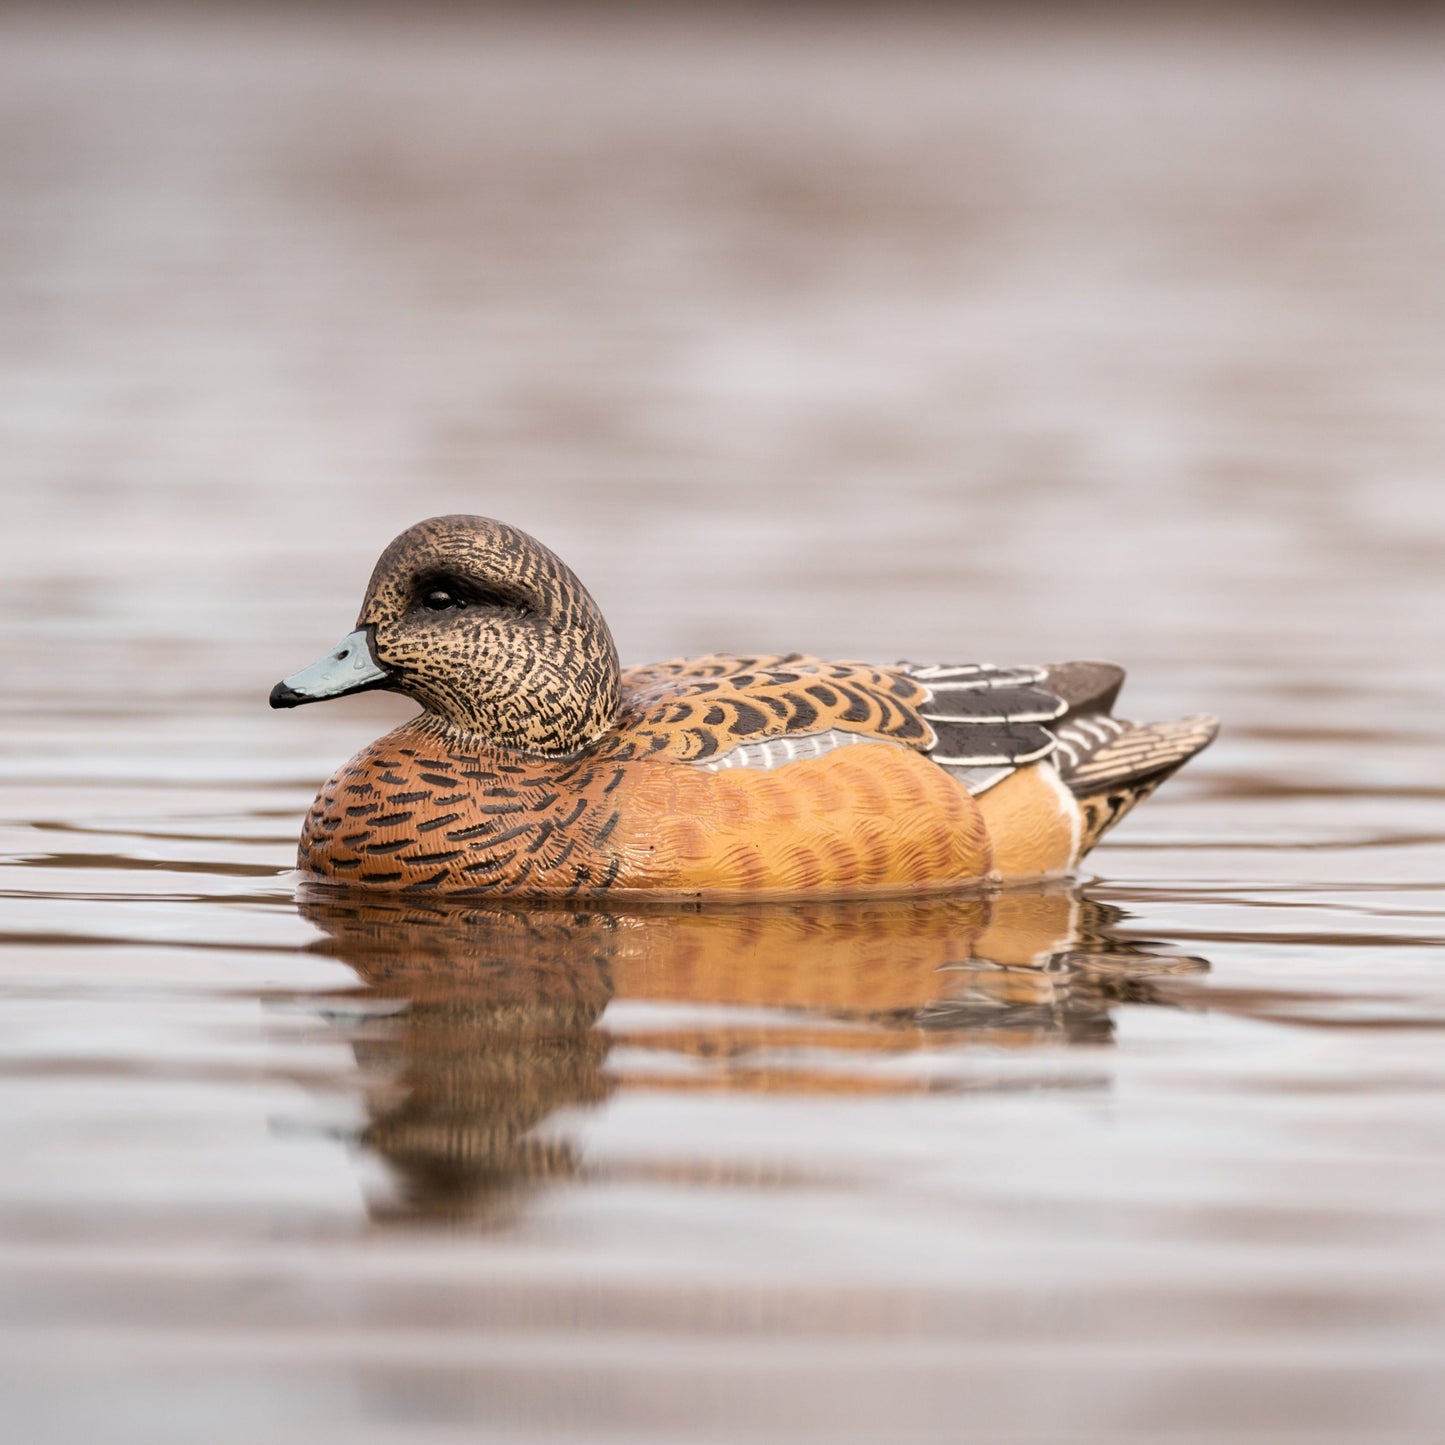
[414,625,622,759]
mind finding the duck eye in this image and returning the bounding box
[422,588,462,612]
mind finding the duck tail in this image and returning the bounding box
[1039,660,1126,719]
[1052,710,1219,854]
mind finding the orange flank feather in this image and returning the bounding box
[606,742,991,896]
[973,763,1081,879]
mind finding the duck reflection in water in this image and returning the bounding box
[299,885,1207,1222]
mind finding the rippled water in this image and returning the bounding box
[4,8,1445,1443]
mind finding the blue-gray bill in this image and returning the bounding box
[269,628,391,708]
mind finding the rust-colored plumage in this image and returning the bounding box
[274,516,1217,898]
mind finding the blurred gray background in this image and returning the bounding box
[4,4,1442,745]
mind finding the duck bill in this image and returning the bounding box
[269,628,392,709]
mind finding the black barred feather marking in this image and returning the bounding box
[1076,780,1163,854]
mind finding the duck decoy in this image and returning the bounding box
[271,515,1216,897]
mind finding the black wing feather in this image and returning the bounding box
[902,658,1216,811]
[900,661,1069,783]
[927,720,1057,766]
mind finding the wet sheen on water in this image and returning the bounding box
[3,9,1445,1443]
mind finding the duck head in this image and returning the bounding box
[269,515,621,756]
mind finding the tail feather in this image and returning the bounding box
[1055,713,1219,852]
[1039,660,1126,719]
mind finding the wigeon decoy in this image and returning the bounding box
[271,515,1217,897]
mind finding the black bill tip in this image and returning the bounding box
[269,681,311,709]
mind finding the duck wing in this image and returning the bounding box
[613,653,930,763]
[909,659,1216,802]
[615,654,1215,808]
[909,662,1067,783]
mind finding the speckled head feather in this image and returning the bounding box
[358,515,620,756]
